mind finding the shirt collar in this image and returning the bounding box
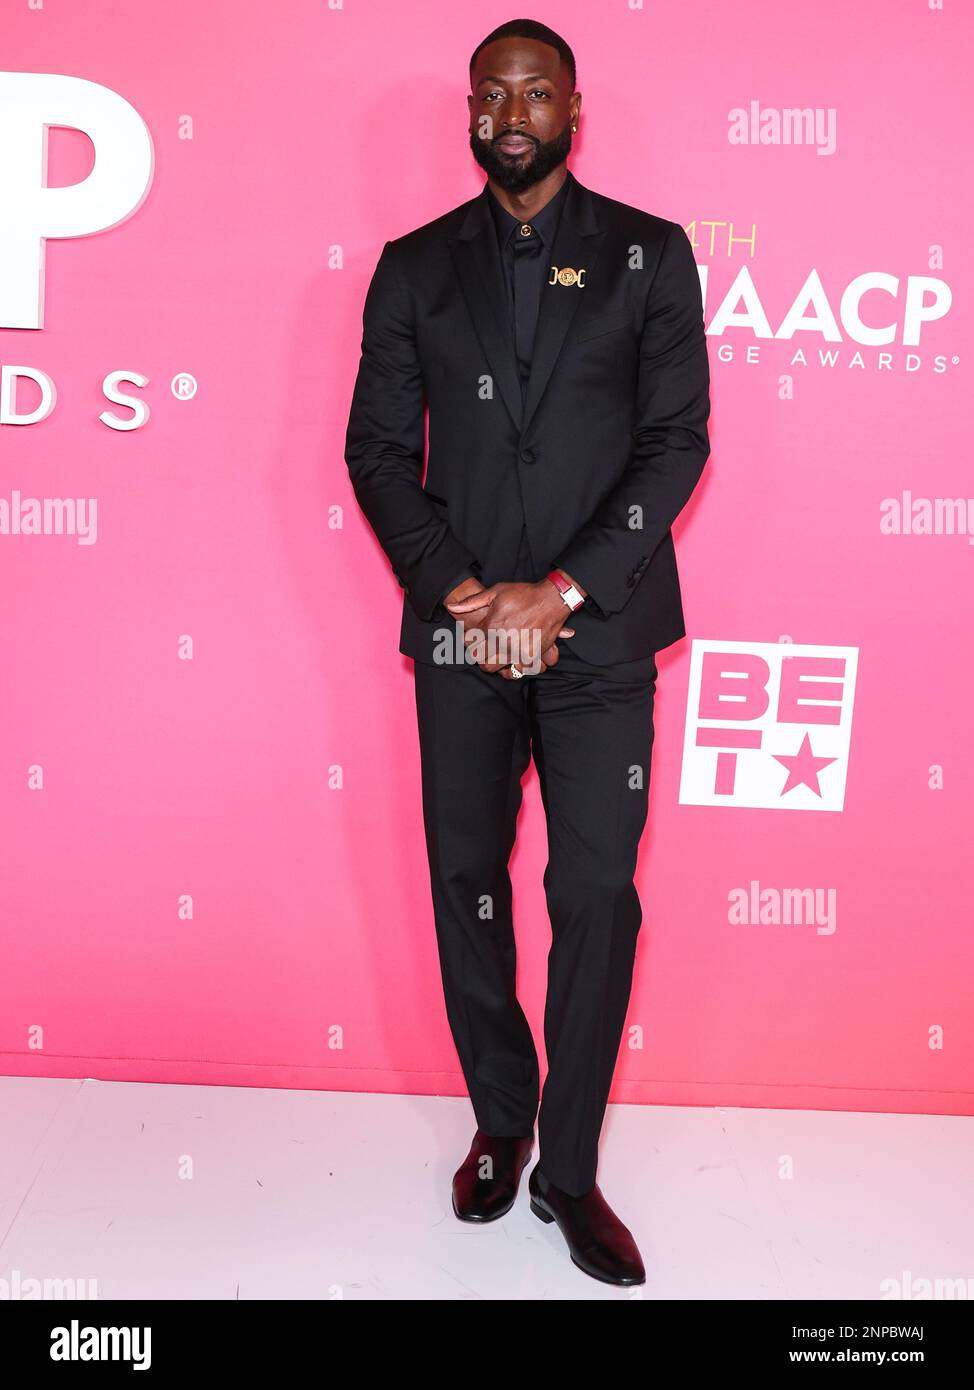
[486,170,572,250]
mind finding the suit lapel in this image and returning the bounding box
[448,192,525,431]
[522,173,605,435]
[447,170,606,436]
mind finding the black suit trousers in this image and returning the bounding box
[413,648,657,1197]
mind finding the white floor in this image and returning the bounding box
[0,1076,971,1300]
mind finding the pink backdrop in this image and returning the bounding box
[2,0,971,1118]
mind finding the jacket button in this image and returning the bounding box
[520,447,536,464]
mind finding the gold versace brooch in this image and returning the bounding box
[548,265,586,287]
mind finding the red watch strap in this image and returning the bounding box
[546,569,584,611]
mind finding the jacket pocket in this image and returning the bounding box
[574,308,633,344]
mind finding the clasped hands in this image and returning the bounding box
[444,577,578,678]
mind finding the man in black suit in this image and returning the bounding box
[345,17,710,1286]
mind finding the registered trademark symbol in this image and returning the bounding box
[952,356,960,365]
[171,373,198,400]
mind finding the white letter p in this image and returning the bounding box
[0,72,153,328]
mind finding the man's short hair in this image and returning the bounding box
[469,18,576,89]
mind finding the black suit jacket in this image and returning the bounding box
[344,169,711,664]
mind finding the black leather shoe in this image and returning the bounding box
[452,1129,534,1222]
[528,1163,646,1285]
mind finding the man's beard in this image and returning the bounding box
[468,121,573,193]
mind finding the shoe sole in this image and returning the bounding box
[529,1196,646,1286]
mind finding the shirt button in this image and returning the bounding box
[519,223,533,237]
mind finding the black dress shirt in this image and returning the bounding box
[487,175,571,404]
[437,178,570,602]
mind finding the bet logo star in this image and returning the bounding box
[772,732,838,798]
